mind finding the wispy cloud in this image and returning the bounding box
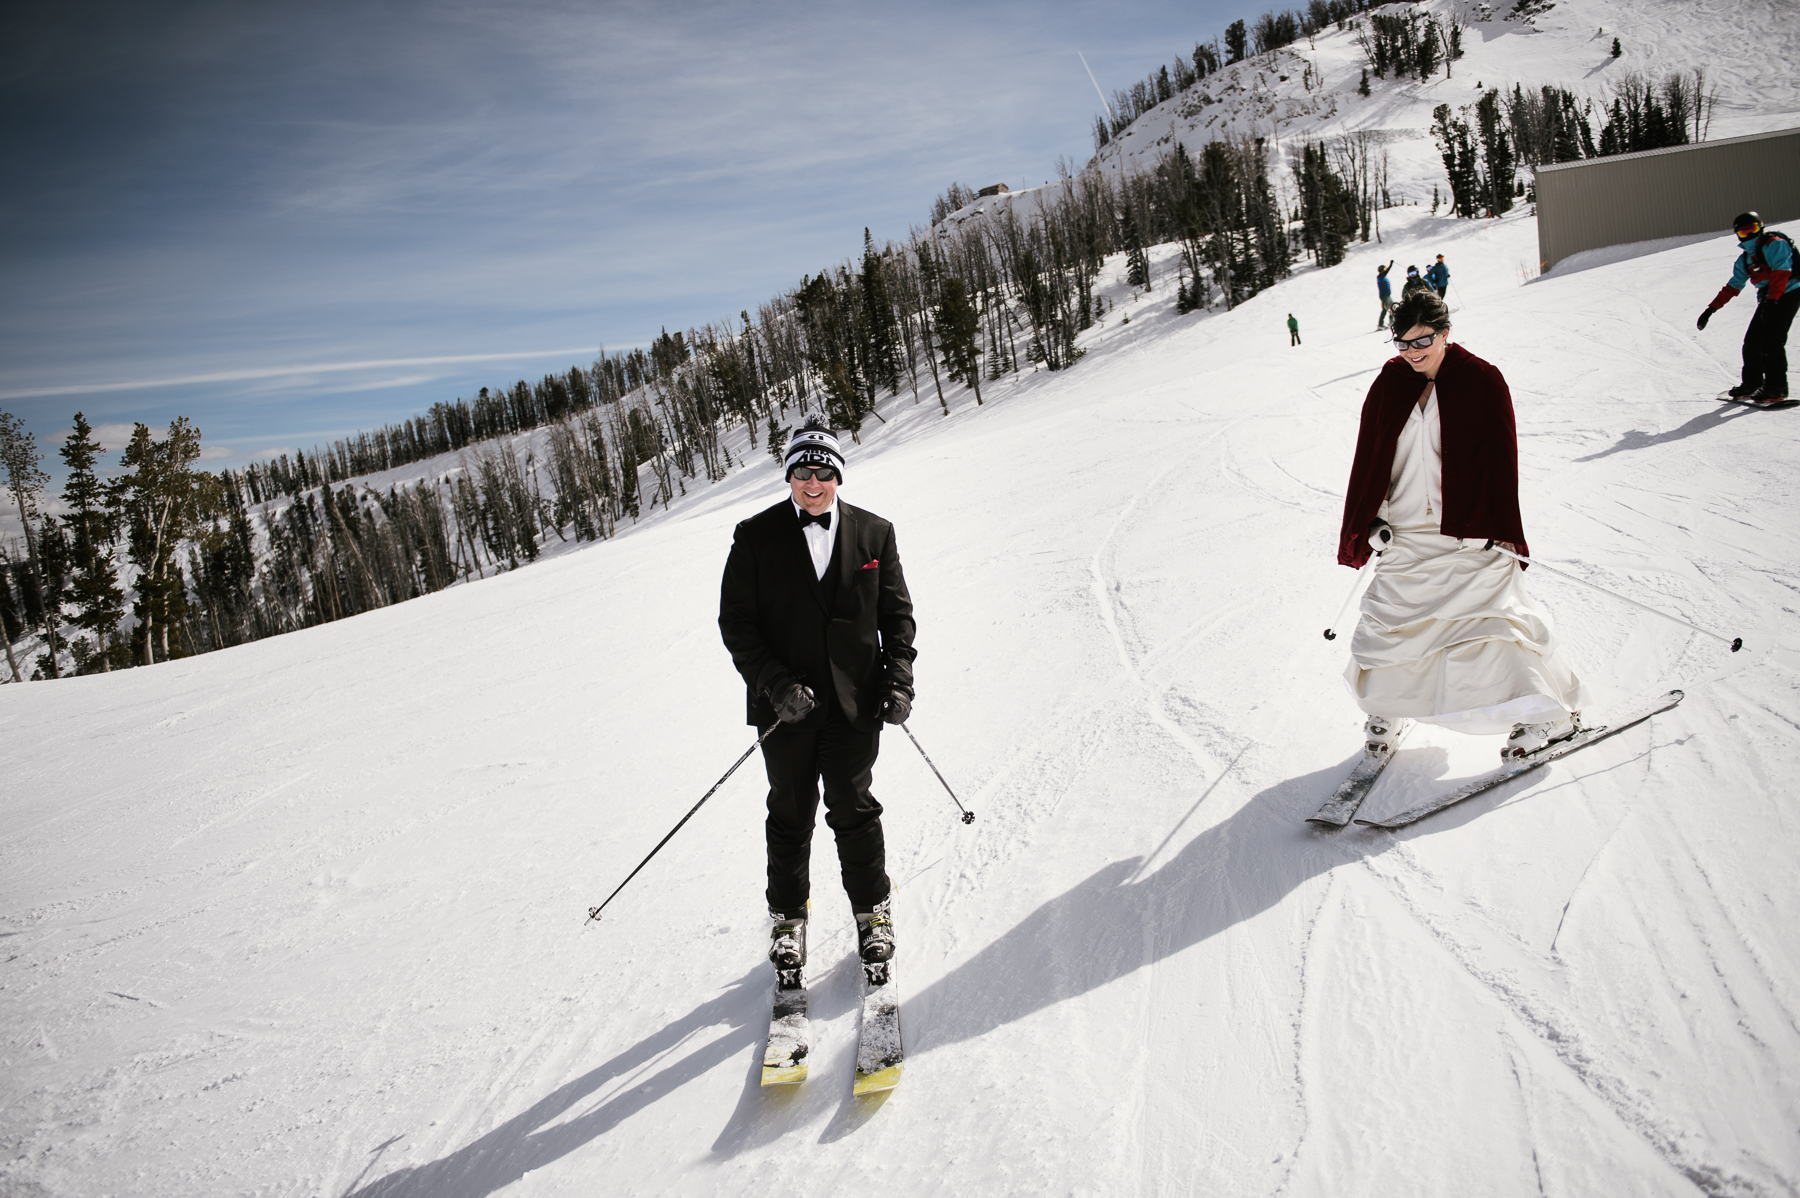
[0,348,597,401]
[1,0,1242,458]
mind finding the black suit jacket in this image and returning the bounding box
[719,499,916,732]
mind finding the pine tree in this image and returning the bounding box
[1432,103,1482,217]
[1416,18,1440,78]
[1358,68,1370,96]
[934,277,982,404]
[1225,19,1247,63]
[1475,89,1515,216]
[119,418,212,666]
[29,516,70,679]
[860,229,902,398]
[0,408,58,677]
[0,547,23,682]
[1611,37,1622,58]
[1122,202,1150,287]
[59,412,126,672]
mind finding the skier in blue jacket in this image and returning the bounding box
[1376,259,1395,328]
[1425,255,1449,299]
[1697,211,1796,402]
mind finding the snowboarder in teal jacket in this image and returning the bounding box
[1288,313,1301,346]
[1697,211,1796,402]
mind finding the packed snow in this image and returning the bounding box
[5,192,1799,1196]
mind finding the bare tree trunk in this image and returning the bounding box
[327,494,388,608]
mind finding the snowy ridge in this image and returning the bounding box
[5,190,1798,1194]
[936,0,1800,236]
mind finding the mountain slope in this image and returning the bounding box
[939,0,1798,239]
[5,198,1798,1196]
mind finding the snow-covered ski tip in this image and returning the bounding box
[853,966,904,1096]
[762,972,809,1086]
[1355,690,1686,830]
[1307,718,1413,827]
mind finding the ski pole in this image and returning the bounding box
[1324,520,1394,640]
[900,722,975,823]
[1483,541,1743,653]
[586,722,781,923]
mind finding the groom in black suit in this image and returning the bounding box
[718,417,916,972]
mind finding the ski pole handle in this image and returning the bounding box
[1483,541,1743,652]
[901,722,975,824]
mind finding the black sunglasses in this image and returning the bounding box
[1393,331,1440,351]
[790,465,838,482]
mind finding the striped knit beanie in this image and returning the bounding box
[784,416,845,481]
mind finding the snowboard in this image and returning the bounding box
[1715,389,1797,409]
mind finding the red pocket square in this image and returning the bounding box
[860,559,880,570]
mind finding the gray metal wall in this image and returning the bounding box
[1535,127,1800,271]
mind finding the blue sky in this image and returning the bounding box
[1,0,1242,486]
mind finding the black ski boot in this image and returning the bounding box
[1751,381,1790,404]
[1728,382,1758,399]
[855,896,895,985]
[769,909,807,988]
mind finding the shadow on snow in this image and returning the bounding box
[1573,401,1766,462]
[351,753,1546,1194]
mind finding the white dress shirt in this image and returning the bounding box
[793,498,838,580]
[1384,382,1442,528]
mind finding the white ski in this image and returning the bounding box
[853,963,903,1095]
[761,972,808,1086]
[1355,690,1684,830]
[1307,719,1414,827]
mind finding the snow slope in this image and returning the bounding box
[939,0,1800,237]
[5,200,1799,1196]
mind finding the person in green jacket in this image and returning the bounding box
[1288,313,1301,346]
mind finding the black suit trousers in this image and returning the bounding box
[761,705,890,914]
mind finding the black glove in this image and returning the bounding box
[1366,516,1395,555]
[882,689,911,725]
[1696,307,1713,330]
[772,682,816,724]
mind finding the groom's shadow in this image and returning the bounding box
[344,968,774,1197]
[347,756,1401,1195]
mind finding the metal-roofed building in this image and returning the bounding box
[1535,127,1800,271]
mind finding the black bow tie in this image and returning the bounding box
[798,509,832,530]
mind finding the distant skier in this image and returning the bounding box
[1288,313,1302,346]
[1401,265,1432,301]
[718,417,916,980]
[1426,254,1450,299]
[1376,259,1395,329]
[1337,290,1590,762]
[1696,211,1795,402]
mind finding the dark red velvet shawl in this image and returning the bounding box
[1337,342,1528,568]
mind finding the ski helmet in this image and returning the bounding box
[1733,211,1762,238]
